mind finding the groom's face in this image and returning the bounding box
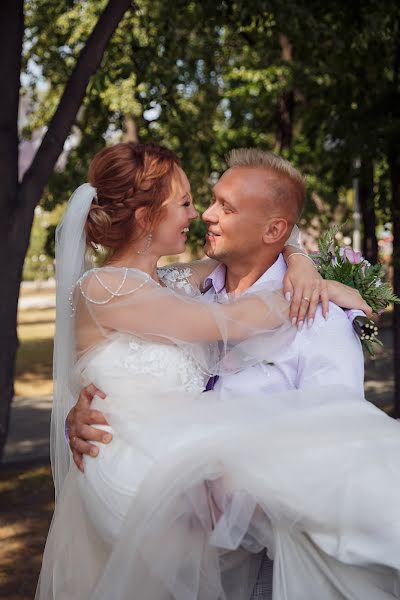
[202,166,282,262]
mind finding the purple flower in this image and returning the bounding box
[310,253,321,266]
[340,247,363,264]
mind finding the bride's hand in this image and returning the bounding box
[326,280,373,316]
[283,253,329,328]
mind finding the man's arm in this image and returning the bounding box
[296,303,365,396]
[66,384,111,471]
[70,296,366,471]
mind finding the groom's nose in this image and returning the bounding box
[202,204,218,224]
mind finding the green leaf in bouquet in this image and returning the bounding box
[322,259,356,287]
[317,223,343,258]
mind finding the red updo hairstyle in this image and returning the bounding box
[86,142,181,251]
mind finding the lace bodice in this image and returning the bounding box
[78,265,208,395]
[80,334,208,396]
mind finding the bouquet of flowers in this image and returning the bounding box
[312,225,400,355]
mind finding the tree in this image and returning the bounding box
[26,0,230,249]
[0,0,133,459]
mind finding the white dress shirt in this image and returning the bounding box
[203,254,365,400]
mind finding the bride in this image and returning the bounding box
[36,142,400,600]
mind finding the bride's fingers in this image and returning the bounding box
[296,286,315,329]
[319,280,330,319]
[305,288,320,326]
[289,287,303,325]
[364,303,373,318]
[283,276,294,304]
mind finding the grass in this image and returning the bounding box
[19,286,53,298]
[15,308,54,397]
[0,463,54,600]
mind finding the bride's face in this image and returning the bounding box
[152,167,198,256]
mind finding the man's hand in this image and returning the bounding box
[66,383,111,472]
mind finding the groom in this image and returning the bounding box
[67,148,366,598]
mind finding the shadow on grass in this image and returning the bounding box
[0,463,54,600]
[15,337,53,382]
[18,319,55,328]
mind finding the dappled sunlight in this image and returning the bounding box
[15,305,55,396]
[0,465,54,599]
[15,306,54,396]
[18,307,55,325]
[15,375,53,398]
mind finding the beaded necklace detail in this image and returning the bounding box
[70,267,155,315]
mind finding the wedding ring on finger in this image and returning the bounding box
[70,435,77,448]
[302,296,310,303]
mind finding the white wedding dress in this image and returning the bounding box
[35,264,400,600]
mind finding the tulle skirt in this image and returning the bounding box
[36,385,400,599]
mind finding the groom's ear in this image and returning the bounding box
[262,218,290,245]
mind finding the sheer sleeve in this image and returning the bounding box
[285,224,303,250]
[74,267,295,374]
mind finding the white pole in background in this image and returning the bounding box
[352,156,361,252]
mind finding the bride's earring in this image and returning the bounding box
[136,232,153,255]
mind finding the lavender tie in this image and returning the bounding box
[205,375,219,391]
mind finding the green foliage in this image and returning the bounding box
[316,224,344,267]
[20,0,400,261]
[355,264,400,312]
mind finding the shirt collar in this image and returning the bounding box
[203,254,286,295]
[250,254,286,290]
[204,262,227,294]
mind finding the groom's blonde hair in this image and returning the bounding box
[226,148,305,221]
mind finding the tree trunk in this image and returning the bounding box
[123,114,140,142]
[359,158,378,264]
[0,0,133,460]
[389,147,400,418]
[275,33,294,153]
[0,0,24,459]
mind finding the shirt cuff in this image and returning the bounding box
[345,309,366,324]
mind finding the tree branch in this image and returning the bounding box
[20,0,133,213]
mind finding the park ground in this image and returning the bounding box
[1,285,55,600]
[0,284,396,599]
